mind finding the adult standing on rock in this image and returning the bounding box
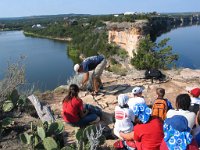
[74,54,107,95]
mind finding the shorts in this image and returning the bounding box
[93,58,107,78]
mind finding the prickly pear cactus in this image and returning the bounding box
[10,89,19,105]
[20,133,32,145]
[75,128,84,142]
[43,137,58,150]
[60,144,76,150]
[2,100,14,112]
[34,135,39,146]
[37,126,46,140]
[43,121,49,130]
[1,117,13,127]
[48,121,64,135]
[83,125,96,140]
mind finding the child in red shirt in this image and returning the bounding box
[62,84,102,127]
[120,103,164,150]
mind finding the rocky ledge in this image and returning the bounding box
[45,68,200,146]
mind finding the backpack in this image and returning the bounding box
[189,104,200,114]
[144,69,165,80]
[151,99,168,121]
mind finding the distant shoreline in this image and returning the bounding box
[23,31,72,42]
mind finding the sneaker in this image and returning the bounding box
[92,91,105,97]
[92,91,100,96]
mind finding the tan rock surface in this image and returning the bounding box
[3,68,198,149]
[47,68,200,146]
[107,20,150,57]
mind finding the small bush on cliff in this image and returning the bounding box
[108,64,127,76]
[131,35,178,70]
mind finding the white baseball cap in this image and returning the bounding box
[132,86,144,94]
[74,64,80,72]
[118,94,129,107]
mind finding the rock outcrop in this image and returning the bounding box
[107,15,200,58]
[107,20,150,57]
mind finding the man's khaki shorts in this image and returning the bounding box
[93,59,107,78]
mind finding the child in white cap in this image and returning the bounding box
[128,86,146,112]
[114,94,135,139]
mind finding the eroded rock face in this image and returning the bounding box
[107,20,150,57]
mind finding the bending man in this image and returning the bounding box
[74,55,107,95]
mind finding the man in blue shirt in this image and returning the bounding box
[74,55,107,95]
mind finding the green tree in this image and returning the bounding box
[131,35,178,70]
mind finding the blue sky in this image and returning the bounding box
[0,0,200,18]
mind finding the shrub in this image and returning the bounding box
[131,35,178,70]
[0,58,25,106]
[108,64,127,76]
[74,124,106,150]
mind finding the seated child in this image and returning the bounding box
[192,108,200,147]
[160,115,198,150]
[189,87,200,105]
[152,88,173,121]
[156,88,173,109]
[62,84,102,127]
[128,86,146,112]
[189,87,200,114]
[114,94,134,139]
[120,103,164,150]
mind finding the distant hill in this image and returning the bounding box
[0,14,91,21]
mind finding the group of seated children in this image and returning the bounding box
[61,84,200,149]
[114,87,200,150]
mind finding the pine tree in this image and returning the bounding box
[131,35,178,70]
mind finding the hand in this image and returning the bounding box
[80,83,86,90]
[82,109,89,116]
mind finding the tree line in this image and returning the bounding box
[0,14,179,70]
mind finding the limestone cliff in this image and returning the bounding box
[107,20,150,57]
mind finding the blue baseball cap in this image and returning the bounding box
[165,115,190,131]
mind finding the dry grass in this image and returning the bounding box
[0,57,25,105]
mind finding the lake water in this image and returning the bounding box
[0,26,200,91]
[0,31,75,91]
[156,25,200,69]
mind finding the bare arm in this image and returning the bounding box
[119,131,134,141]
[82,72,89,86]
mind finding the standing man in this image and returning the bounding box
[74,55,107,95]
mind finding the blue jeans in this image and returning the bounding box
[70,104,102,127]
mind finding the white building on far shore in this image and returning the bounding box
[32,24,45,29]
[124,12,136,15]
